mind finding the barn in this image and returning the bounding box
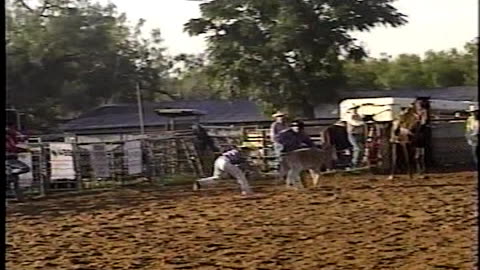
[58,99,270,144]
[61,99,269,135]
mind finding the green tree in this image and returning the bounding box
[342,39,478,90]
[168,53,219,99]
[6,0,174,132]
[184,0,407,117]
[421,49,466,88]
[343,57,384,90]
[461,38,478,86]
[380,54,428,89]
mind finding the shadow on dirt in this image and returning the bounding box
[6,181,277,219]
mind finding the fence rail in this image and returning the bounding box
[7,119,475,200]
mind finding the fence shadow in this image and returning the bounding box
[6,181,276,219]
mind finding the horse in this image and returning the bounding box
[388,102,428,180]
[192,124,220,176]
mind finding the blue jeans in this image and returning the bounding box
[6,158,30,175]
[348,133,365,167]
[273,143,283,157]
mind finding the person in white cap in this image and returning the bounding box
[270,111,289,156]
[465,104,479,166]
[193,146,255,196]
[270,111,289,176]
[346,106,366,168]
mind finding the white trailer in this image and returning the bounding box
[339,97,477,122]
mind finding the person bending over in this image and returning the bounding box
[193,146,255,196]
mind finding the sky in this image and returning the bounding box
[100,0,478,58]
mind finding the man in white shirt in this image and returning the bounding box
[346,107,366,168]
[270,112,289,157]
[465,105,479,166]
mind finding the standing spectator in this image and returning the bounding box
[5,122,30,201]
[270,111,289,157]
[6,122,30,174]
[346,107,366,168]
[465,105,479,166]
[270,111,289,176]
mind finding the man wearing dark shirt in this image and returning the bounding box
[277,120,316,153]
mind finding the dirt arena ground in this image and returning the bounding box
[6,171,478,270]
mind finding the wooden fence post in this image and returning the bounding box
[72,137,83,191]
[38,143,47,197]
[261,130,268,172]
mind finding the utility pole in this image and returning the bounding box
[136,82,145,135]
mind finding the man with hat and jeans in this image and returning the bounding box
[465,105,479,166]
[346,107,366,169]
[270,111,289,158]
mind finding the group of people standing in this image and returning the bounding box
[343,99,430,169]
[270,108,366,170]
[270,109,369,170]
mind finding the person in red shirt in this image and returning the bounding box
[5,122,30,201]
[5,123,30,194]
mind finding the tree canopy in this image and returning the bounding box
[184,0,408,117]
[6,0,174,132]
[343,39,478,90]
[6,0,478,133]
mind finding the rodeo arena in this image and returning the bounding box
[5,87,479,269]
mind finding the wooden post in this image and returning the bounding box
[72,135,83,191]
[424,99,434,167]
[136,83,145,136]
[38,143,47,197]
[261,130,267,172]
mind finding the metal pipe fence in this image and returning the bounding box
[7,119,474,200]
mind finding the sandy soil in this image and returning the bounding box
[6,171,478,270]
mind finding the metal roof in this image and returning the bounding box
[154,108,207,117]
[61,86,478,132]
[61,99,269,131]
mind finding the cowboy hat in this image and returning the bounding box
[272,111,286,117]
[291,120,305,128]
[467,104,479,112]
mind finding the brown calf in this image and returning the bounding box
[280,145,336,188]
